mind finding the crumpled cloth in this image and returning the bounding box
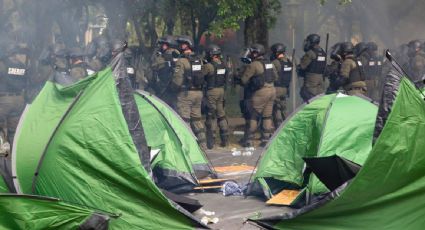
[222,181,244,196]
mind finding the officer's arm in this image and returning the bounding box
[241,62,256,85]
[150,54,166,71]
[299,51,314,70]
[202,63,214,77]
[335,60,351,87]
[339,60,351,79]
[171,60,185,90]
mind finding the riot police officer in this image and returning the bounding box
[270,43,292,128]
[298,34,327,102]
[240,44,278,147]
[87,36,111,72]
[339,42,367,96]
[354,42,371,95]
[0,44,29,144]
[407,40,425,87]
[151,35,180,105]
[365,42,382,100]
[325,42,343,94]
[171,35,207,150]
[203,44,229,149]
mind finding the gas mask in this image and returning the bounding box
[240,48,252,64]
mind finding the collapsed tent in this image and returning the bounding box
[250,93,378,199]
[135,91,215,192]
[251,71,425,229]
[250,69,425,229]
[0,194,110,230]
[12,49,205,229]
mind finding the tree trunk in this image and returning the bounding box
[104,0,128,40]
[244,0,269,48]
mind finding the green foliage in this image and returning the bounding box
[209,0,281,36]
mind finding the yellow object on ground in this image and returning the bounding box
[266,190,301,206]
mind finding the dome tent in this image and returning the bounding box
[249,93,378,200]
[251,69,425,229]
[12,46,206,229]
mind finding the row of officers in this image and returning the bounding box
[151,34,390,149]
[1,34,424,150]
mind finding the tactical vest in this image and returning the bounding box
[0,59,28,93]
[349,58,365,83]
[71,62,89,78]
[364,56,382,79]
[158,50,176,77]
[183,56,204,90]
[206,62,227,89]
[306,48,327,74]
[249,60,274,91]
[126,64,138,89]
[275,59,292,87]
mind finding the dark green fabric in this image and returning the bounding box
[272,78,425,229]
[309,95,377,194]
[254,95,336,193]
[0,195,99,230]
[135,94,195,176]
[253,94,378,198]
[139,93,211,171]
[14,69,196,229]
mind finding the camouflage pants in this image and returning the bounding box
[273,87,288,128]
[177,90,207,150]
[300,74,324,102]
[244,86,276,146]
[0,94,25,143]
[205,88,229,148]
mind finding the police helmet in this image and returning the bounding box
[354,42,368,56]
[367,42,378,52]
[304,34,320,52]
[408,40,422,50]
[330,42,343,61]
[206,44,222,57]
[270,43,286,55]
[306,34,320,44]
[340,42,354,55]
[69,47,86,59]
[250,43,266,56]
[158,35,175,46]
[53,46,68,58]
[176,35,194,50]
[111,39,128,54]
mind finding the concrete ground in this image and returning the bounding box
[185,148,293,230]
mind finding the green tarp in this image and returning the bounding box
[14,67,201,229]
[0,194,108,230]
[255,77,425,229]
[252,94,377,198]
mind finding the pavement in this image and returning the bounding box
[184,147,294,230]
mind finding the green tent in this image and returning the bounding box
[0,194,111,229]
[12,51,204,229]
[251,73,425,229]
[135,91,215,192]
[250,93,378,198]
